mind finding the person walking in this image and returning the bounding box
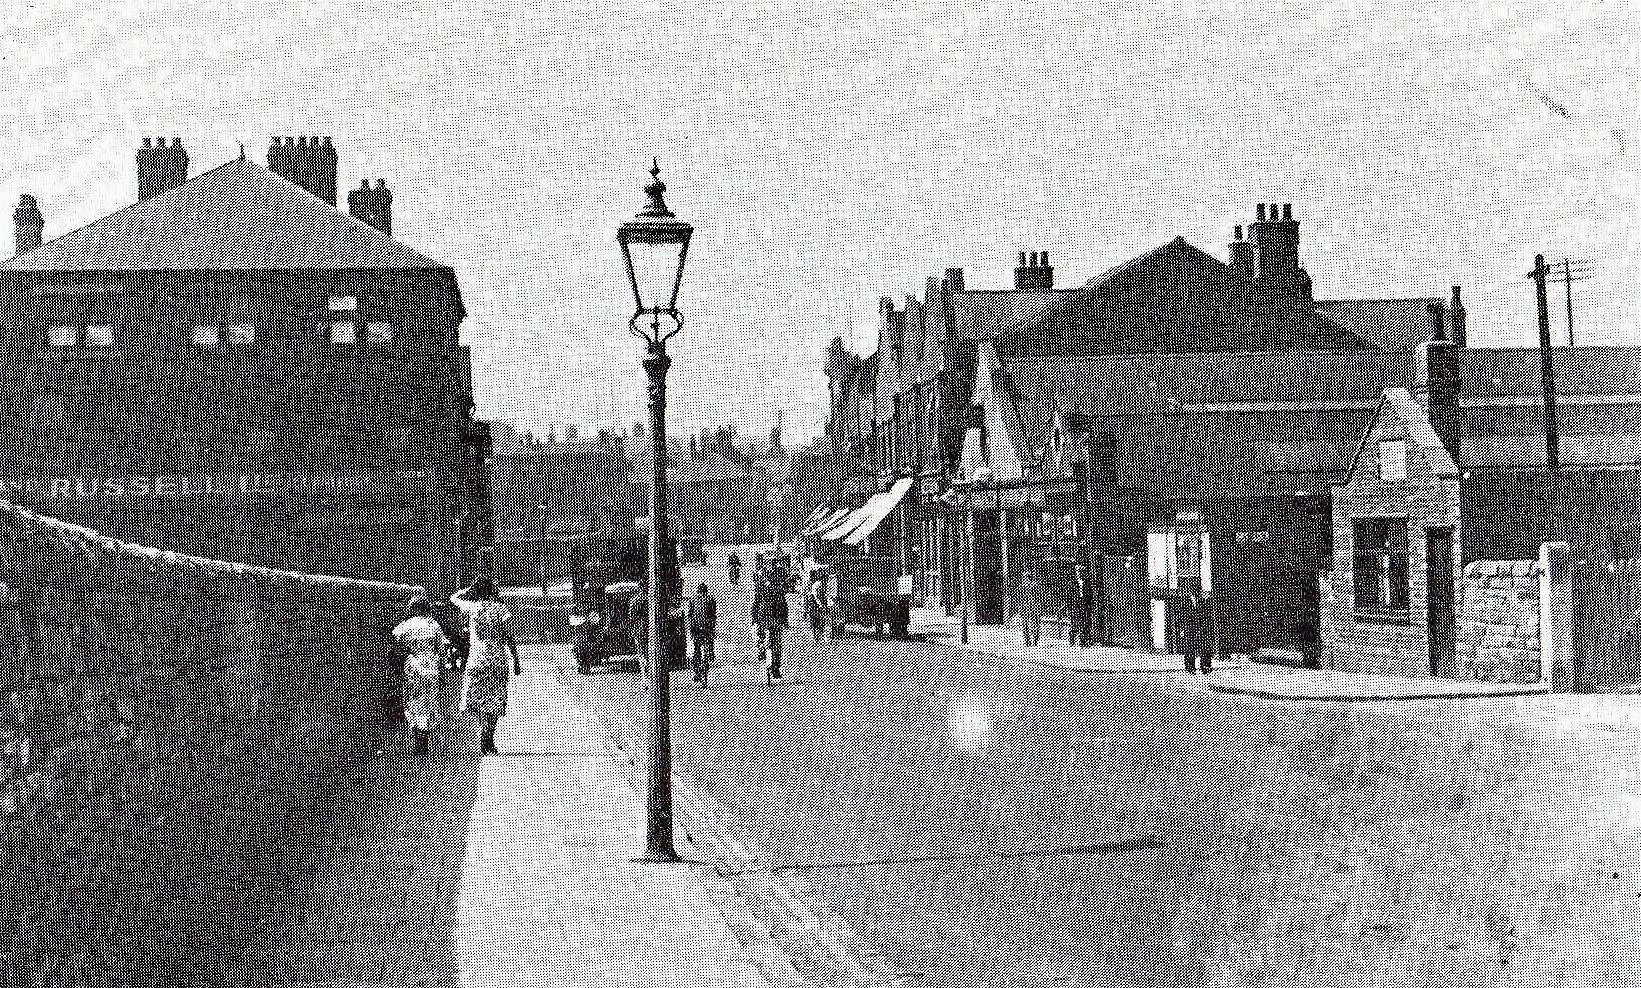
[687,582,718,686]
[1018,569,1045,647]
[392,595,453,757]
[753,571,789,683]
[1177,586,1216,674]
[804,572,831,640]
[450,577,522,755]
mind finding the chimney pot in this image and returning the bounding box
[1233,224,1243,240]
[1019,251,1027,267]
[375,178,387,189]
[1040,250,1049,267]
[13,193,43,255]
[1255,203,1266,222]
[1282,203,1293,221]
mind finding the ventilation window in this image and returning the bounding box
[330,321,358,345]
[227,324,255,344]
[47,325,78,347]
[1378,440,1408,481]
[84,325,113,346]
[328,296,357,312]
[366,321,394,343]
[193,325,221,347]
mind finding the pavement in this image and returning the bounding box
[226,654,772,988]
[908,606,1551,700]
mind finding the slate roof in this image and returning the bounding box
[3,157,447,272]
[1313,298,1447,352]
[995,238,1367,354]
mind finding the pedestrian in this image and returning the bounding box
[1069,562,1095,648]
[753,571,789,683]
[688,582,717,686]
[805,572,831,640]
[628,575,649,661]
[392,595,453,757]
[1178,586,1216,674]
[450,577,522,755]
[1018,569,1045,647]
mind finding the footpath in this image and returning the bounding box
[908,606,1552,701]
[226,657,770,988]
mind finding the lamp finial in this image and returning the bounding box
[639,158,673,219]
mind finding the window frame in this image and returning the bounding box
[1351,515,1411,623]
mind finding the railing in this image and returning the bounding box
[0,497,420,986]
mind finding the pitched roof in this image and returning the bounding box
[996,237,1366,355]
[3,157,447,272]
[1313,298,1445,352]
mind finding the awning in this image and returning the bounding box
[802,507,849,537]
[840,476,915,547]
[817,502,873,542]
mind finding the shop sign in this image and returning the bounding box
[0,469,434,501]
[1235,530,1272,545]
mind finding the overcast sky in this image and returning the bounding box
[4,1,1639,442]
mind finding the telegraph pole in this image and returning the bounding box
[1531,255,1561,539]
[1548,258,1593,346]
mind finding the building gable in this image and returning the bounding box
[1342,387,1459,488]
[959,343,1025,481]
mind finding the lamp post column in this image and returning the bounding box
[643,340,678,863]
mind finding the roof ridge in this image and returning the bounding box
[11,157,248,261]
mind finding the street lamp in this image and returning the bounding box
[618,158,693,863]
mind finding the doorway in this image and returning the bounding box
[1425,527,1455,677]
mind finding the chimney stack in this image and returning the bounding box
[13,195,42,255]
[1245,201,1310,301]
[267,135,339,205]
[1228,224,1254,279]
[1448,285,1467,346]
[136,137,189,201]
[347,177,393,236]
[942,267,965,293]
[1013,249,1054,290]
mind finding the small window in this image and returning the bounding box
[47,325,78,347]
[328,296,357,312]
[366,321,394,343]
[1352,517,1410,620]
[227,324,255,344]
[83,325,113,346]
[1378,439,1408,481]
[193,325,221,347]
[330,321,358,344]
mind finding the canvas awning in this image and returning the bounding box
[839,476,915,547]
[802,507,850,537]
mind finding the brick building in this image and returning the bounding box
[1321,341,1641,685]
[814,202,1457,625]
[0,137,491,587]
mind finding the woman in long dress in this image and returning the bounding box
[451,577,522,755]
[392,595,453,756]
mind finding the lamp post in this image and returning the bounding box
[618,158,693,863]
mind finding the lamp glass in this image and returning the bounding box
[623,235,688,315]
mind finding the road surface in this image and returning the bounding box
[545,560,1641,988]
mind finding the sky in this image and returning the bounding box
[2,1,1639,443]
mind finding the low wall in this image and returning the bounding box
[1456,558,1543,685]
[0,500,417,986]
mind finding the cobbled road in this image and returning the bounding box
[546,561,1641,988]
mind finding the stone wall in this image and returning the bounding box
[1455,558,1543,684]
[0,499,416,986]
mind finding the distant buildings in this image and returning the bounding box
[804,201,1641,686]
[0,136,491,587]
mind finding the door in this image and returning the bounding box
[1425,527,1455,676]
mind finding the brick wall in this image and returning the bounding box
[0,500,414,986]
[1454,558,1543,684]
[1320,396,1461,678]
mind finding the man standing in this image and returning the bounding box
[1018,569,1045,648]
[628,575,649,668]
[1178,586,1216,674]
[687,582,718,686]
[754,570,789,683]
[1069,562,1095,648]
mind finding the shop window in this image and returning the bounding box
[47,325,78,347]
[330,320,359,344]
[193,325,221,347]
[1378,439,1408,481]
[228,324,255,344]
[83,325,113,346]
[366,321,394,343]
[1352,517,1410,619]
[328,295,357,312]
